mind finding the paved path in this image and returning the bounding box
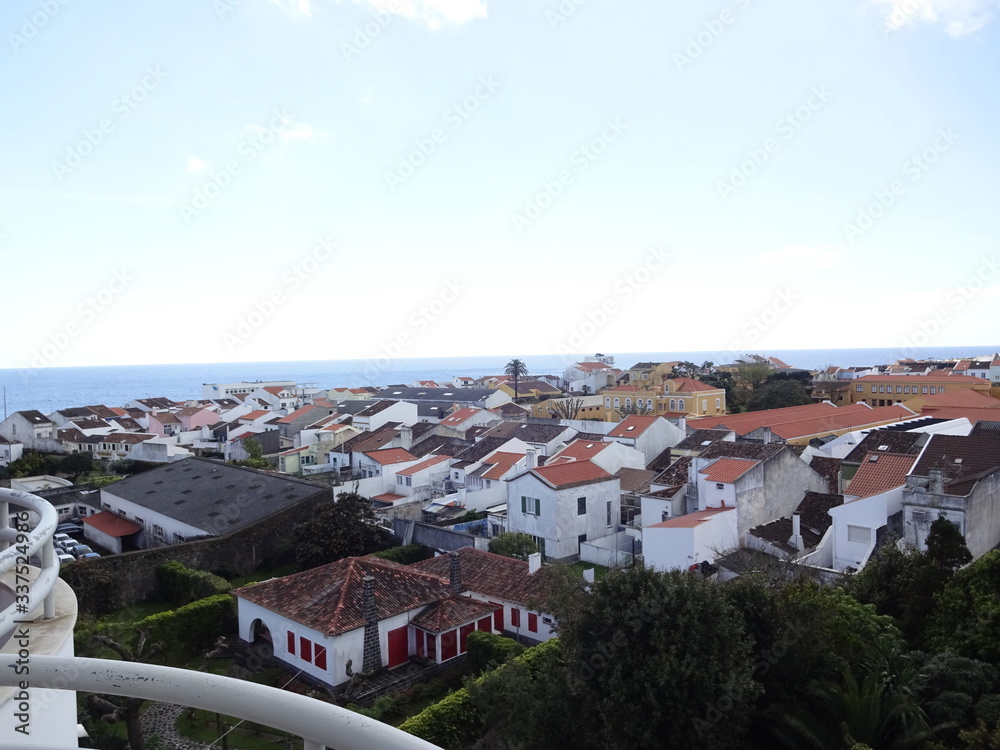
[141,702,211,750]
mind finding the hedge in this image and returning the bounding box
[466,630,525,676]
[371,544,433,565]
[136,594,236,655]
[399,639,561,748]
[157,560,232,605]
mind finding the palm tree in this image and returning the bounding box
[505,358,528,401]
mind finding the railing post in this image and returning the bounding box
[43,537,56,619]
[303,739,325,750]
[0,500,7,552]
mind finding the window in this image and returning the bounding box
[134,517,145,529]
[605,397,611,408]
[578,533,587,549]
[102,502,112,511]
[701,399,707,411]
[606,500,613,526]
[614,398,620,408]
[300,636,312,662]
[716,483,724,490]
[871,386,877,393]
[625,398,632,408]
[847,525,871,544]
[878,385,885,393]
[152,524,164,538]
[661,510,670,522]
[922,386,928,394]
[577,497,587,515]
[646,399,654,409]
[511,608,521,628]
[856,385,863,393]
[929,386,937,394]
[528,613,538,633]
[904,385,910,394]
[677,400,684,411]
[521,496,540,516]
[173,533,186,543]
[715,398,721,409]
[287,632,296,655]
[669,399,676,410]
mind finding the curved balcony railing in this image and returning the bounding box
[0,488,442,750]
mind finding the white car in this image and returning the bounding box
[57,553,75,566]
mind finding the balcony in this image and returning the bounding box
[0,488,442,750]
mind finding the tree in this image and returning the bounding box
[557,567,762,750]
[488,532,538,561]
[926,514,972,571]
[548,398,585,420]
[928,550,1000,664]
[505,358,528,401]
[615,400,655,419]
[231,438,270,470]
[746,380,812,412]
[292,491,389,570]
[86,629,163,750]
[57,451,96,481]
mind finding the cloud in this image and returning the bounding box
[268,0,314,17]
[356,0,487,29]
[870,0,998,36]
[186,155,206,172]
[755,244,845,270]
[278,120,331,142]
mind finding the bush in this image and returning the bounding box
[137,594,236,656]
[371,544,433,565]
[466,631,524,675]
[397,688,479,750]
[157,560,232,606]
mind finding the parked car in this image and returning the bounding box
[78,552,100,560]
[69,545,95,558]
[56,522,83,534]
[53,533,73,546]
[57,553,75,566]
[57,537,80,552]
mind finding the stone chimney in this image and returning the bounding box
[525,448,537,470]
[448,551,464,594]
[361,575,382,673]
[527,551,542,575]
[399,424,412,452]
[929,468,945,494]
[788,513,804,551]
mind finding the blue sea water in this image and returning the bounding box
[0,346,995,418]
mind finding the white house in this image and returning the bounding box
[0,436,23,465]
[547,438,646,476]
[0,410,59,451]
[607,415,685,466]
[643,507,738,571]
[506,459,621,560]
[563,358,618,393]
[351,400,419,433]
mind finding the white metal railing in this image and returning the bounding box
[0,655,442,750]
[0,488,59,630]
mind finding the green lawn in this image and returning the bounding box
[175,708,301,749]
[566,561,611,581]
[227,562,297,588]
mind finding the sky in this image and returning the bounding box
[1,0,998,369]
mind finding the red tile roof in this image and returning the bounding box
[699,457,758,484]
[278,404,320,423]
[396,454,450,476]
[610,415,659,438]
[412,548,550,607]
[441,407,483,426]
[574,361,613,372]
[666,377,721,393]
[241,410,271,421]
[372,492,407,503]
[365,447,417,465]
[83,510,142,537]
[647,507,734,528]
[845,452,918,499]
[854,374,989,385]
[917,390,1000,409]
[920,406,1000,424]
[524,460,615,489]
[550,440,609,463]
[481,451,524,481]
[410,596,498,632]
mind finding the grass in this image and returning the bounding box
[566,561,611,581]
[227,563,297,589]
[174,708,300,750]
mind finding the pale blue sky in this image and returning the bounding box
[1,0,997,368]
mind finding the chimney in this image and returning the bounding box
[399,424,412,451]
[788,514,804,552]
[527,552,542,575]
[929,468,945,494]
[361,575,382,673]
[448,551,464,594]
[525,448,537,470]
[762,427,772,445]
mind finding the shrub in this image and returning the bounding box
[397,688,479,750]
[157,560,232,605]
[372,544,433,565]
[137,594,236,655]
[466,631,524,675]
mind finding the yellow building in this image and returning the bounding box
[617,361,680,387]
[596,378,727,421]
[846,375,991,407]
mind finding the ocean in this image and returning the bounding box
[0,346,995,418]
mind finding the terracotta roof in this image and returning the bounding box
[411,548,551,607]
[609,415,659,438]
[396,454,450,477]
[235,556,451,636]
[573,361,613,372]
[523,460,616,489]
[340,424,400,454]
[371,492,407,504]
[151,412,180,424]
[809,455,843,494]
[691,403,914,440]
[749,492,842,552]
[700,457,758,483]
[241,410,271,421]
[666,377,721,393]
[846,453,918,498]
[83,510,143,537]
[647,507,734,528]
[441,407,483,427]
[551,440,609,463]
[854,374,989,385]
[477,451,524,481]
[920,406,1000,424]
[263,386,286,395]
[278,404,320,423]
[910,434,1000,496]
[481,422,570,444]
[699,442,786,462]
[917,390,1000,409]
[652,456,693,487]
[364,448,417,465]
[410,596,498,632]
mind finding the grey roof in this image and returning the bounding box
[480,421,572,444]
[101,457,327,535]
[330,400,373,415]
[843,430,927,464]
[16,410,52,424]
[357,399,399,417]
[373,387,496,403]
[675,429,733,451]
[451,436,515,464]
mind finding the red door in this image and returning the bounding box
[387,626,409,668]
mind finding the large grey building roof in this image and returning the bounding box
[373,387,496,403]
[102,456,327,535]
